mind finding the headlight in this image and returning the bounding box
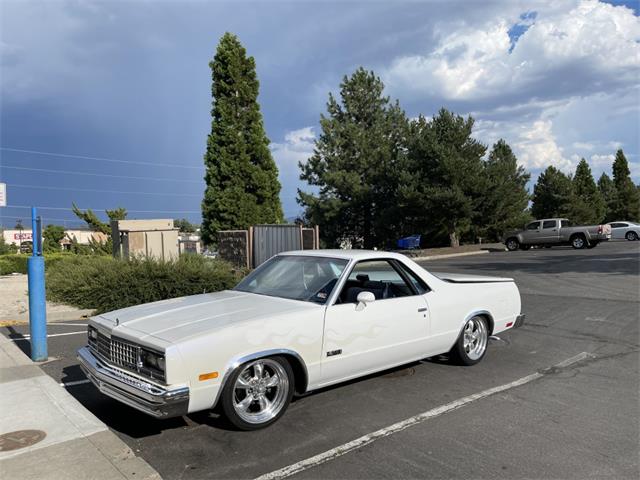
[139,349,165,373]
[88,326,98,341]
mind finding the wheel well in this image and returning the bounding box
[478,313,494,336]
[506,237,518,243]
[570,232,586,240]
[277,354,308,395]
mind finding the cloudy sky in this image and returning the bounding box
[1,0,638,228]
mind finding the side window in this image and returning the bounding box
[561,219,573,228]
[338,260,414,304]
[610,223,625,228]
[542,220,556,229]
[526,222,540,230]
[395,261,430,294]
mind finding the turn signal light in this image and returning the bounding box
[199,372,219,381]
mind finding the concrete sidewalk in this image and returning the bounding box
[0,334,160,480]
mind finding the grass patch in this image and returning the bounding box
[46,254,244,314]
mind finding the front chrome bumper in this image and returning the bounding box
[77,346,189,418]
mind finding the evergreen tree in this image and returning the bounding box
[570,158,605,224]
[481,140,531,240]
[407,109,487,247]
[611,149,640,221]
[201,33,283,245]
[72,203,127,234]
[531,166,573,219]
[43,224,66,253]
[298,68,409,248]
[597,173,617,222]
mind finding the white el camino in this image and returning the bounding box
[78,250,525,430]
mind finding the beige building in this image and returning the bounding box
[112,219,180,261]
[2,229,106,251]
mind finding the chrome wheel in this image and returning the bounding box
[232,358,289,425]
[463,317,488,361]
[626,231,638,241]
[572,236,585,249]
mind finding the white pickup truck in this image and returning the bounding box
[504,218,612,251]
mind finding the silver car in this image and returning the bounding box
[607,221,640,241]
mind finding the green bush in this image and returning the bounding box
[46,254,243,314]
[0,253,73,275]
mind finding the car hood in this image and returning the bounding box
[93,290,318,343]
[432,272,514,283]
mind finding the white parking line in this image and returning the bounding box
[59,379,91,388]
[255,352,594,480]
[12,331,86,341]
[50,322,88,327]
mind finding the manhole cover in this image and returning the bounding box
[383,367,415,378]
[0,430,46,452]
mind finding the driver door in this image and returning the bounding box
[319,259,430,386]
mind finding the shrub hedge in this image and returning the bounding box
[0,253,72,275]
[46,254,244,314]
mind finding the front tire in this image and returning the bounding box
[220,356,294,430]
[626,231,638,241]
[505,238,519,251]
[571,234,586,249]
[449,316,489,366]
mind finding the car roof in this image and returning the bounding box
[277,249,408,261]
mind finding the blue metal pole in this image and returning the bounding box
[27,206,47,361]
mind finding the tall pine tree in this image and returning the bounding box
[597,173,617,222]
[611,149,640,221]
[298,68,408,248]
[480,140,530,240]
[531,166,573,219]
[571,158,605,224]
[201,33,283,245]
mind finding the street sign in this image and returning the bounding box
[0,183,6,207]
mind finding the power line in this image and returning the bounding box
[6,205,202,214]
[0,214,86,223]
[8,184,202,197]
[0,147,204,170]
[1,165,203,184]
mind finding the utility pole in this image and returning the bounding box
[27,207,47,361]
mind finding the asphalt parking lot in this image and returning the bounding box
[3,241,639,479]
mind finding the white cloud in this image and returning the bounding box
[383,0,639,103]
[271,127,316,217]
[512,120,575,172]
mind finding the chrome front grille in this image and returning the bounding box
[90,331,140,370]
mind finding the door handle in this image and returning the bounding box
[418,307,427,312]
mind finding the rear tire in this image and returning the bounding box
[505,238,519,251]
[571,234,586,249]
[449,316,489,366]
[626,231,638,241]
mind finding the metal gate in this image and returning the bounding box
[252,224,303,267]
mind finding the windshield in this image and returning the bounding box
[234,255,348,304]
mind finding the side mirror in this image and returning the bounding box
[355,291,375,311]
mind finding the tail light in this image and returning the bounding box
[597,225,603,234]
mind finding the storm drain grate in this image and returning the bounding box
[0,430,46,452]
